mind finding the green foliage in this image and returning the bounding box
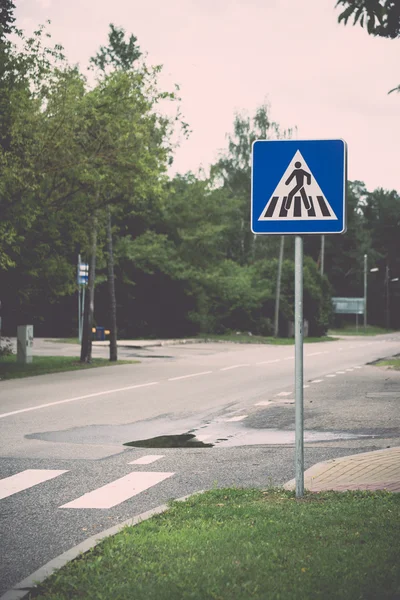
[336,0,400,38]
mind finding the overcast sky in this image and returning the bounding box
[17,0,400,192]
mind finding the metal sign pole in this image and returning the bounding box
[78,255,81,343]
[295,236,304,498]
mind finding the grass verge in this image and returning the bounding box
[0,355,137,380]
[329,325,396,336]
[375,358,400,371]
[200,333,338,345]
[28,488,400,600]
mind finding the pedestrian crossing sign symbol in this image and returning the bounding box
[251,139,347,235]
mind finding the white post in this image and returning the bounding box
[17,325,33,364]
[295,236,304,498]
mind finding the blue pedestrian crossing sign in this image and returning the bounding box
[251,139,347,235]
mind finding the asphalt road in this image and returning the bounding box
[1,334,400,596]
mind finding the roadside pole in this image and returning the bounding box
[78,255,82,343]
[295,236,304,497]
[364,254,367,332]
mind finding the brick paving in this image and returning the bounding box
[285,446,400,492]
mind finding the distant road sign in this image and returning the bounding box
[251,139,347,235]
[332,297,365,315]
[77,263,89,286]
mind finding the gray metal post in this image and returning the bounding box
[364,254,367,331]
[274,236,285,337]
[295,236,304,498]
[78,255,81,343]
[320,235,325,275]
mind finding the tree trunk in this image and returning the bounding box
[80,211,98,363]
[274,236,285,338]
[106,205,118,361]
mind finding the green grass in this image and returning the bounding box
[328,325,396,336]
[0,355,137,380]
[200,333,338,345]
[29,488,400,600]
[375,358,400,370]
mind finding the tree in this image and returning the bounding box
[335,0,400,92]
[0,0,15,38]
[336,0,400,38]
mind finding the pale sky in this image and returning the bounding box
[17,0,400,192]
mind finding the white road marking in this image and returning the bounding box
[284,356,294,360]
[128,455,164,465]
[60,472,174,509]
[336,371,346,374]
[311,379,323,383]
[0,382,159,420]
[196,434,211,441]
[306,352,323,357]
[0,470,68,501]
[255,401,271,406]
[276,391,292,397]
[223,415,247,422]
[354,366,363,369]
[346,368,354,372]
[168,371,212,381]
[256,359,281,365]
[220,364,250,371]
[303,385,310,389]
[326,374,336,378]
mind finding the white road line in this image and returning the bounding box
[326,374,336,378]
[306,351,323,357]
[0,382,159,420]
[256,359,280,365]
[196,434,211,441]
[128,455,164,465]
[346,368,354,372]
[0,470,68,501]
[168,371,212,381]
[220,364,250,371]
[303,385,310,389]
[255,401,271,406]
[284,356,294,361]
[60,472,174,509]
[336,371,346,374]
[276,391,292,397]
[354,366,363,369]
[223,415,247,422]
[311,379,323,383]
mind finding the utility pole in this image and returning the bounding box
[385,264,390,330]
[274,236,285,337]
[363,254,367,331]
[320,235,325,275]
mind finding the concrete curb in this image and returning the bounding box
[0,491,204,600]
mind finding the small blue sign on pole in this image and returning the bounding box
[251,139,347,235]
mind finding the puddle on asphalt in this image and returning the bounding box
[123,428,367,449]
[124,433,213,448]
